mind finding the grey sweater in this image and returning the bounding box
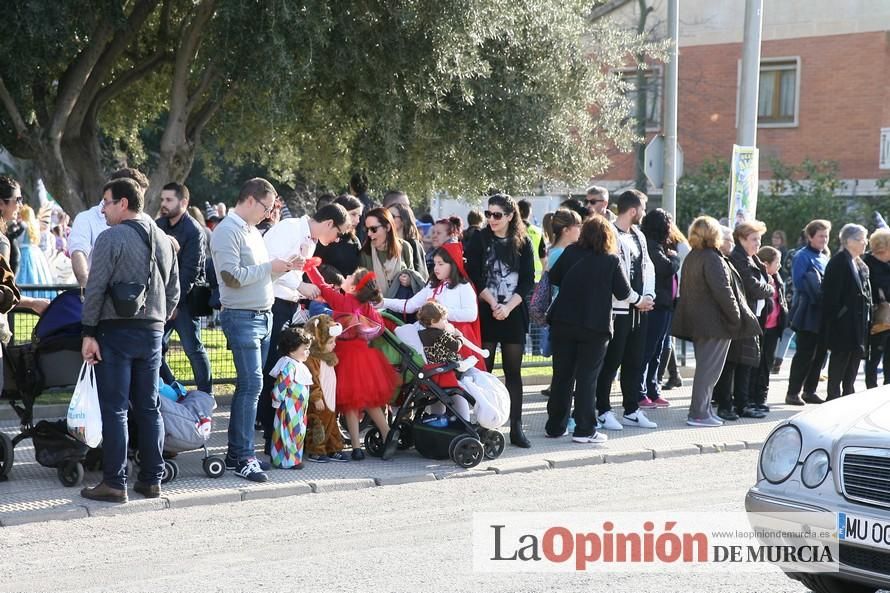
[82,213,180,336]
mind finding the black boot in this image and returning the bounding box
[509,392,531,448]
[510,419,531,448]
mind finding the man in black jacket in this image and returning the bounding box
[156,182,212,393]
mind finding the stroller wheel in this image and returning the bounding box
[481,429,506,460]
[161,460,177,484]
[58,460,84,487]
[0,432,13,478]
[203,456,225,478]
[364,428,385,458]
[450,436,484,469]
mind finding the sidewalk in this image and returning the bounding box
[0,367,801,526]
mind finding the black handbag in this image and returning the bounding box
[108,220,154,318]
[187,283,214,317]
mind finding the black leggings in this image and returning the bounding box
[484,341,525,421]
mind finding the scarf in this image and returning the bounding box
[371,245,403,293]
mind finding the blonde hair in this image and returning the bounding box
[870,228,890,255]
[688,216,722,250]
[732,220,767,243]
[19,205,39,245]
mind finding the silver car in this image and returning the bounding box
[746,391,890,592]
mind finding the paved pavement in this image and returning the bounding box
[0,365,810,526]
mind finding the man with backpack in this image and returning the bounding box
[80,178,180,503]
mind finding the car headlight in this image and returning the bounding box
[760,425,802,484]
[801,449,830,488]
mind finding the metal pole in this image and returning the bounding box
[662,0,679,220]
[737,0,763,147]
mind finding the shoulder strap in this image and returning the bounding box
[121,219,156,287]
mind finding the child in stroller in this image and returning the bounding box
[364,310,508,468]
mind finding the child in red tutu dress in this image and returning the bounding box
[304,259,396,460]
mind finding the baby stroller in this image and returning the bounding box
[363,313,506,468]
[31,419,91,486]
[130,389,225,482]
[0,289,86,483]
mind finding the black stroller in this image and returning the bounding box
[1,289,88,483]
[363,314,506,468]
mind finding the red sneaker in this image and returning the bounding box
[651,397,671,408]
[638,397,658,409]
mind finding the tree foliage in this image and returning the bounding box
[1,0,659,215]
[676,157,890,249]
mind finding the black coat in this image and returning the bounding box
[864,252,890,306]
[822,250,872,354]
[723,253,764,367]
[548,245,631,337]
[648,240,680,310]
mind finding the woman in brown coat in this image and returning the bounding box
[672,216,761,427]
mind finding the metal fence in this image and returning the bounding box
[11,284,561,388]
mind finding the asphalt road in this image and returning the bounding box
[0,450,821,593]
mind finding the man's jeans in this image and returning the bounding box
[219,308,271,461]
[94,325,164,490]
[159,300,213,393]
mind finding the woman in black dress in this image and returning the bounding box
[466,194,535,448]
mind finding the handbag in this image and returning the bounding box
[872,289,890,334]
[187,283,214,317]
[108,220,154,317]
[528,271,552,326]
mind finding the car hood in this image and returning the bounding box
[792,390,890,447]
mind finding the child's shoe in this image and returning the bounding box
[351,448,365,461]
[327,452,350,462]
[306,454,330,463]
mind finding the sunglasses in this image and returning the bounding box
[366,224,384,234]
[484,210,506,221]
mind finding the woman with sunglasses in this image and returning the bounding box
[315,194,363,276]
[387,202,428,282]
[465,194,535,448]
[359,208,424,298]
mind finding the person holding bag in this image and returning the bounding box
[80,178,180,503]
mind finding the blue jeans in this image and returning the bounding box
[640,308,673,400]
[159,300,213,393]
[94,325,164,490]
[219,308,271,461]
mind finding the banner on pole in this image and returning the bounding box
[728,145,759,226]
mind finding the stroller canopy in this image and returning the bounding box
[31,289,82,347]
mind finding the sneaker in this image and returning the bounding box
[651,397,671,408]
[233,458,268,482]
[306,454,331,463]
[621,410,657,429]
[595,417,603,430]
[572,432,608,444]
[597,411,624,431]
[567,417,576,433]
[327,452,350,462]
[638,397,658,409]
[686,417,723,427]
[545,430,569,438]
[226,456,271,471]
[351,448,365,461]
[717,408,739,421]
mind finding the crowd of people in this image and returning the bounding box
[0,168,883,503]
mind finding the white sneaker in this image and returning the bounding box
[597,411,623,431]
[621,410,657,429]
[687,416,723,427]
[572,432,608,444]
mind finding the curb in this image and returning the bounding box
[0,441,761,527]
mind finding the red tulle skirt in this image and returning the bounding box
[335,339,398,412]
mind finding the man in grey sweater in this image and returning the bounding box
[80,178,180,503]
[210,178,294,482]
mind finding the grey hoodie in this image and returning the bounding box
[81,213,179,336]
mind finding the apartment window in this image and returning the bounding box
[618,67,662,131]
[757,59,799,126]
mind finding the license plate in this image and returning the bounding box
[838,512,890,551]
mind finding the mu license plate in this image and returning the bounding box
[838,512,890,551]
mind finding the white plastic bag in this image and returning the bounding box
[67,363,103,448]
[459,368,510,429]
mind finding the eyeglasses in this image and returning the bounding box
[484,210,505,221]
[102,198,121,208]
[366,224,383,234]
[586,198,605,205]
[3,196,23,204]
[256,197,275,216]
